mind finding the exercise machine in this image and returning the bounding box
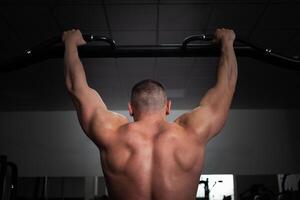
[0,33,299,72]
[0,155,18,200]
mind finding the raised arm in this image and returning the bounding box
[175,28,238,144]
[63,29,128,147]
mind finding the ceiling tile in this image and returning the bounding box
[107,5,157,30]
[207,4,265,31]
[1,1,300,111]
[159,4,211,30]
[112,31,156,45]
[0,6,60,48]
[257,3,300,30]
[54,5,108,30]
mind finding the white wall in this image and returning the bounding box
[0,109,299,176]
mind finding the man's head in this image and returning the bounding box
[128,79,171,118]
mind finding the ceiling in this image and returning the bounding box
[0,0,299,111]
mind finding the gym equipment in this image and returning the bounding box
[239,184,276,200]
[278,174,300,200]
[197,178,210,200]
[0,33,299,72]
[0,155,18,200]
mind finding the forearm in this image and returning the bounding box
[200,40,238,108]
[216,41,238,90]
[64,42,88,92]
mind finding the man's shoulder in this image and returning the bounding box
[92,110,129,129]
[168,121,209,146]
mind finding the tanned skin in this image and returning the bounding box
[63,28,238,200]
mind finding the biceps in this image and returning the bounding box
[200,85,235,114]
[69,87,107,130]
[208,109,228,138]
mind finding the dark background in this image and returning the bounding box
[0,1,299,199]
[0,0,300,110]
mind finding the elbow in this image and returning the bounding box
[65,79,74,93]
[64,80,79,95]
[229,75,237,91]
[65,84,84,95]
[64,69,73,91]
[64,77,88,94]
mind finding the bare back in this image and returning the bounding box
[96,121,205,200]
[63,28,237,200]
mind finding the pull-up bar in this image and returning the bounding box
[0,33,299,72]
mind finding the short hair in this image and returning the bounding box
[130,79,167,112]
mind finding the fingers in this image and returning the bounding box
[62,29,81,38]
[62,28,86,46]
[214,28,235,35]
[213,28,235,44]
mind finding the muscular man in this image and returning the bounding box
[63,28,237,200]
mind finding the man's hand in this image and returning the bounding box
[62,29,87,46]
[213,28,235,45]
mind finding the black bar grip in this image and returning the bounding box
[181,34,300,70]
[7,162,18,200]
[0,33,299,72]
[82,34,116,49]
[182,34,214,49]
[29,34,116,55]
